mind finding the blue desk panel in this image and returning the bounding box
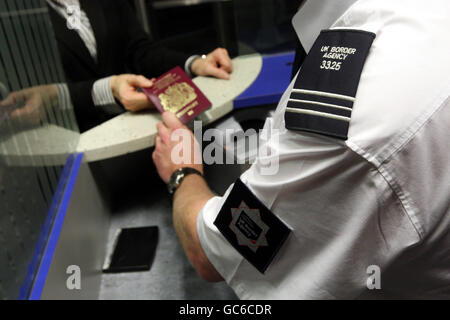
[234,51,295,109]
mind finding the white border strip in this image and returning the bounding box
[288,99,352,112]
[292,89,355,102]
[286,107,351,122]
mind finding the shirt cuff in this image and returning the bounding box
[185,55,201,78]
[92,77,124,115]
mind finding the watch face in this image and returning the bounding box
[175,172,185,185]
[168,169,183,194]
[167,168,202,194]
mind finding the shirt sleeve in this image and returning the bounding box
[184,55,200,78]
[91,77,124,115]
[197,189,245,284]
[196,77,422,300]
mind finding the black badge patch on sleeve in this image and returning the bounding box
[214,179,291,274]
[285,29,376,140]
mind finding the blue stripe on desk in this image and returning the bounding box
[234,51,295,109]
[27,153,84,300]
[18,154,75,300]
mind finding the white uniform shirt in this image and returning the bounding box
[197,0,450,299]
[293,0,359,52]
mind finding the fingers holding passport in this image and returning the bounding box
[162,111,184,130]
[110,74,155,113]
[154,113,180,183]
[155,112,184,147]
[154,111,202,184]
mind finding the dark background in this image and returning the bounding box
[129,0,303,57]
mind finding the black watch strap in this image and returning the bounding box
[167,167,203,195]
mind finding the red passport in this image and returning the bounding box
[142,66,212,124]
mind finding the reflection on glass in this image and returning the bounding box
[0,83,79,166]
[0,0,79,299]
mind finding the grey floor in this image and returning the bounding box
[95,150,238,300]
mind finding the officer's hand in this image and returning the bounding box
[153,112,203,184]
[110,74,154,113]
[190,48,233,80]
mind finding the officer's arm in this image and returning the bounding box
[152,112,223,282]
[172,174,224,282]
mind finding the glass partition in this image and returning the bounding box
[0,0,79,300]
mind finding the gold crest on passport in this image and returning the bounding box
[159,82,197,114]
[142,67,212,124]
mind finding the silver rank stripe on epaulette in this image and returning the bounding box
[287,88,354,121]
[285,88,355,140]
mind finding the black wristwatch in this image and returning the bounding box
[167,167,203,195]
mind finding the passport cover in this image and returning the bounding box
[142,66,212,124]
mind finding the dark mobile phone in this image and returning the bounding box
[103,226,159,273]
